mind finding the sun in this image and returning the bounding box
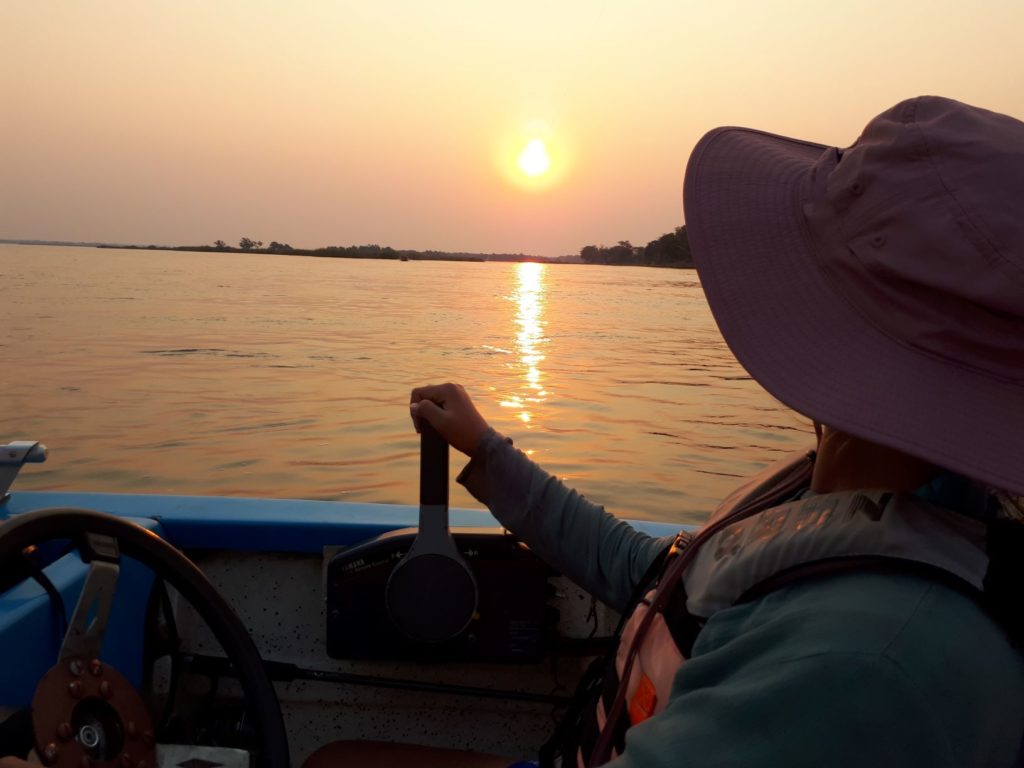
[497,121,568,191]
[517,139,551,177]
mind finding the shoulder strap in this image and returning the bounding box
[682,490,990,619]
[615,532,688,634]
[663,530,1024,660]
[736,554,983,605]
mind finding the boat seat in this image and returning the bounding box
[303,740,513,768]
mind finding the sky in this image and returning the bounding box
[3,1,1023,257]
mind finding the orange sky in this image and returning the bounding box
[3,1,1023,256]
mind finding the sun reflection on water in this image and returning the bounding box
[499,262,548,428]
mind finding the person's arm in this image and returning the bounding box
[409,383,671,610]
[458,428,671,610]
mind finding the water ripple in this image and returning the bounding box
[3,247,813,524]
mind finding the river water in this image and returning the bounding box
[1,245,811,525]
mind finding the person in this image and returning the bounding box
[365,94,1024,767]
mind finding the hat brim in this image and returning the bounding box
[684,127,1024,496]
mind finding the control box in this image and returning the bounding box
[325,527,555,662]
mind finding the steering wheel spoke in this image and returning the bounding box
[59,534,120,664]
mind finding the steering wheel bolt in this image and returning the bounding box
[42,742,59,765]
[100,680,114,699]
[80,757,93,768]
[126,721,138,740]
[67,680,84,699]
[89,659,104,676]
[56,722,73,742]
[68,659,85,677]
[120,753,134,768]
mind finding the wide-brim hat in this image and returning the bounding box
[684,96,1024,496]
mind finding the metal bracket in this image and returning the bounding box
[0,441,48,503]
[58,536,120,663]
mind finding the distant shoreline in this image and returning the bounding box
[0,237,695,269]
[100,243,497,263]
[0,238,560,264]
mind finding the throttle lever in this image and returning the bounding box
[385,421,478,643]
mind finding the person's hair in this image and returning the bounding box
[993,488,1024,520]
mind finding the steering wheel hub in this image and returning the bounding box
[32,657,156,768]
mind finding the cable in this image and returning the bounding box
[23,548,68,644]
[155,578,182,735]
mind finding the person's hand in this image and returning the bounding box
[0,755,37,768]
[409,383,492,456]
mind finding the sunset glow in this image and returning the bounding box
[3,1,1023,256]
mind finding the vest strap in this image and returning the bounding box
[684,490,989,619]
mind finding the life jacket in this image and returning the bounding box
[541,449,1023,768]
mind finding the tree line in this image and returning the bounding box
[215,238,296,253]
[193,228,696,268]
[202,240,485,261]
[579,226,692,268]
[212,239,395,257]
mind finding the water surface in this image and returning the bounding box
[1,245,811,524]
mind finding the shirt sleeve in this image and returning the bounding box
[605,648,958,768]
[457,429,673,611]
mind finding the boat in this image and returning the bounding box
[0,437,683,767]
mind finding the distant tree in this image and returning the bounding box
[239,237,263,251]
[579,241,640,265]
[675,226,692,264]
[579,227,693,268]
[313,243,397,258]
[642,226,693,267]
[267,241,293,253]
[610,240,640,265]
[213,239,227,250]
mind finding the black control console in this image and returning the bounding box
[325,527,554,662]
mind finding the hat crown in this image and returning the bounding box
[807,96,1024,383]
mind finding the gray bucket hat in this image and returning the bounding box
[684,96,1024,496]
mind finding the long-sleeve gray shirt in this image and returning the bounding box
[459,429,1024,767]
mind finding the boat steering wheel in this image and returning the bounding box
[0,508,289,768]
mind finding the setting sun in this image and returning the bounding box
[496,120,570,192]
[517,139,551,177]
